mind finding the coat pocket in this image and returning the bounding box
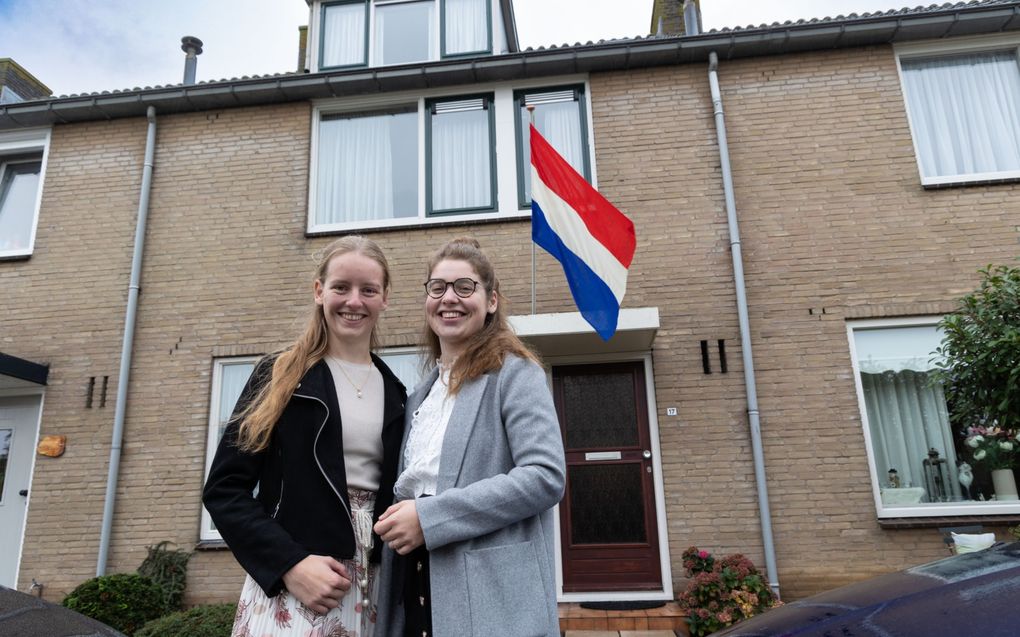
[464,540,550,637]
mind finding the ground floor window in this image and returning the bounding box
[849,319,1019,515]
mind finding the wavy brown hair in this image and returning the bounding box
[236,236,391,452]
[422,237,538,394]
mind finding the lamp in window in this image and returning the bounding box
[923,448,948,502]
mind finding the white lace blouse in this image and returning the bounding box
[392,367,456,501]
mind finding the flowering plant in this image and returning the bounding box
[963,425,1020,471]
[677,547,780,637]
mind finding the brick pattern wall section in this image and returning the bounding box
[6,42,1019,604]
[590,46,1019,598]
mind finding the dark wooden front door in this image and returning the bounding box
[553,361,662,593]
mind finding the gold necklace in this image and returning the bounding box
[330,357,372,398]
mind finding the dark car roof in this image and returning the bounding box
[0,586,127,637]
[712,542,1020,637]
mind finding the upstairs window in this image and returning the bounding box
[0,87,24,104]
[514,85,591,207]
[899,47,1020,185]
[375,1,435,65]
[315,107,419,224]
[427,95,496,215]
[0,129,48,259]
[318,0,491,70]
[442,0,490,57]
[321,0,369,68]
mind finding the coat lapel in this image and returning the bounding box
[436,373,489,492]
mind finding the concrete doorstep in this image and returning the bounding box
[563,627,681,631]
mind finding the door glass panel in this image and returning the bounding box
[562,372,637,449]
[0,428,11,504]
[569,463,646,544]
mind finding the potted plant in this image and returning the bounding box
[933,264,1020,500]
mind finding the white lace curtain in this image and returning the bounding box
[862,370,961,502]
[521,99,585,201]
[317,115,397,224]
[322,3,366,67]
[444,0,487,54]
[901,50,1020,179]
[431,107,491,211]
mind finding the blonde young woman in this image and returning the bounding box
[203,236,406,637]
[374,238,566,637]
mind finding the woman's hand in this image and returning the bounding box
[374,500,425,555]
[282,555,351,614]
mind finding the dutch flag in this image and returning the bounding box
[530,124,636,341]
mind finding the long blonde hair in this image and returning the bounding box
[236,236,391,452]
[422,237,538,394]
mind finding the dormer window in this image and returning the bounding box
[316,0,493,71]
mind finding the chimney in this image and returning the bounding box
[181,36,204,85]
[649,0,701,36]
[297,25,308,73]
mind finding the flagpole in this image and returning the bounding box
[527,104,536,315]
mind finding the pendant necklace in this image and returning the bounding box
[331,357,372,398]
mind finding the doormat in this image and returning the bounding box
[579,600,666,611]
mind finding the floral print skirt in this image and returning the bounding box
[231,489,380,637]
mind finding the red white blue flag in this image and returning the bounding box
[530,124,636,341]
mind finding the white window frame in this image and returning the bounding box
[200,356,259,542]
[894,33,1020,187]
[0,86,24,104]
[377,345,428,392]
[310,0,499,72]
[0,128,50,259]
[848,316,1020,519]
[307,75,596,233]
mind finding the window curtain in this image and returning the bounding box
[901,51,1020,178]
[444,0,487,54]
[317,116,395,224]
[431,108,491,210]
[218,363,255,438]
[521,100,584,201]
[0,162,41,252]
[861,370,960,502]
[322,3,366,67]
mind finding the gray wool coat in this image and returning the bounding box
[375,354,566,637]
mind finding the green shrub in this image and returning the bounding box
[62,573,165,636]
[677,547,780,637]
[136,603,237,637]
[137,541,192,613]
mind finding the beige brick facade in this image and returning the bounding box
[4,39,1018,606]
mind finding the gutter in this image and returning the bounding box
[1,2,1018,131]
[707,51,780,598]
[96,105,157,576]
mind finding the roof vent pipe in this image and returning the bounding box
[181,36,204,85]
[683,0,701,36]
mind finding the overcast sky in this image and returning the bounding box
[0,0,911,96]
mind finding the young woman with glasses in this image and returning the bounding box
[373,237,566,637]
[203,236,406,637]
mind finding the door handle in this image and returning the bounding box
[642,450,652,459]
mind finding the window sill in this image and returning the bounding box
[0,252,32,262]
[921,172,1020,189]
[307,209,530,236]
[195,539,229,551]
[879,513,1020,529]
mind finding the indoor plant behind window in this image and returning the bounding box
[933,264,1020,501]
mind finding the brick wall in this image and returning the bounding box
[6,42,1019,604]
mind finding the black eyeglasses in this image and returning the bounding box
[424,278,481,299]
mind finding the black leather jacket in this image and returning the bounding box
[202,353,406,597]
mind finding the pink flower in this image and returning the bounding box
[699,550,710,559]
